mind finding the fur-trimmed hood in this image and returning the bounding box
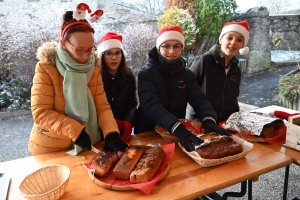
[36,41,100,66]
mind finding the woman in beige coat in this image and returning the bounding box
[29,9,128,155]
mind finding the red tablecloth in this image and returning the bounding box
[84,143,175,194]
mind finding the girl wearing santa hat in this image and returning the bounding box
[134,25,231,152]
[28,5,128,156]
[186,20,250,123]
[97,32,138,143]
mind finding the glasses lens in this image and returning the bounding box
[104,52,113,58]
[115,51,122,57]
[161,45,182,52]
[104,51,122,58]
[161,45,171,52]
[173,45,182,51]
[75,48,85,55]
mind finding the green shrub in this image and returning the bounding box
[278,71,300,101]
[157,7,197,48]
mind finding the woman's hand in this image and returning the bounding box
[103,132,128,154]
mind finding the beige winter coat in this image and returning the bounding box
[28,42,119,155]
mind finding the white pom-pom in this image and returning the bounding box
[239,46,249,55]
[268,110,275,117]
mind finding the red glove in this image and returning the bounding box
[122,121,133,143]
[116,119,124,132]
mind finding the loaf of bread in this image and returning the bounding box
[130,147,166,184]
[90,150,119,178]
[113,146,145,180]
[196,136,243,159]
[260,120,284,138]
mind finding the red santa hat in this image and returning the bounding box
[97,32,124,56]
[73,3,92,21]
[89,9,104,23]
[219,20,250,55]
[268,110,300,120]
[156,25,185,49]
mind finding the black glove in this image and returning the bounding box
[74,128,92,150]
[202,119,231,136]
[103,132,128,152]
[173,123,204,152]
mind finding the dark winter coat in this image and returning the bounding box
[102,71,138,124]
[186,44,241,122]
[134,46,216,133]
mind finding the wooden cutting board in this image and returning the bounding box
[0,173,10,200]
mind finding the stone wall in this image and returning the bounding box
[233,7,271,74]
[269,14,300,50]
[233,8,300,74]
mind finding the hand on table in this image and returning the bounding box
[202,119,231,136]
[74,128,92,150]
[173,123,203,152]
[103,132,128,154]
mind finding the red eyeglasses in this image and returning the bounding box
[65,39,97,56]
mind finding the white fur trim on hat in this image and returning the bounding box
[219,24,249,47]
[156,31,185,49]
[97,39,124,56]
[219,21,250,55]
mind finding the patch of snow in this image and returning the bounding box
[271,50,300,62]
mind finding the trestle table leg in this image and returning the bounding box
[222,181,247,199]
[248,180,252,200]
[283,165,290,200]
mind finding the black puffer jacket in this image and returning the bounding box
[134,46,216,133]
[186,44,241,122]
[102,71,138,124]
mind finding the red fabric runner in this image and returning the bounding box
[84,143,175,194]
[159,121,202,136]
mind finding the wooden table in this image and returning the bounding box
[254,105,300,165]
[0,131,292,200]
[254,105,300,200]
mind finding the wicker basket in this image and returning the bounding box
[235,132,265,143]
[19,165,70,200]
[178,135,253,167]
[155,119,203,143]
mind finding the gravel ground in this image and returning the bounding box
[0,65,300,199]
[0,116,32,162]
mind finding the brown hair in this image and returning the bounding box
[60,11,95,41]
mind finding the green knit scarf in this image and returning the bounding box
[55,44,100,155]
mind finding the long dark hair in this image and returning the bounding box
[100,51,133,84]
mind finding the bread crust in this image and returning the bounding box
[90,151,119,178]
[200,132,218,140]
[130,147,166,184]
[113,146,145,179]
[196,136,243,159]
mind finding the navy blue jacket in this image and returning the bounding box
[134,46,216,133]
